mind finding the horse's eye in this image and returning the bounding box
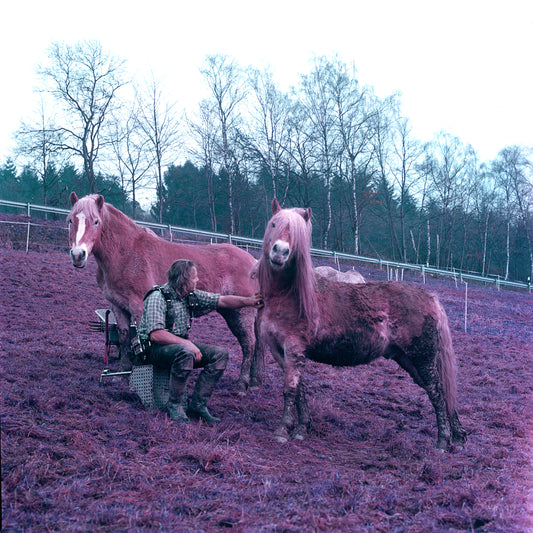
[94,219,99,226]
[67,218,72,225]
[271,222,276,228]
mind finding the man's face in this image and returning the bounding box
[186,266,199,293]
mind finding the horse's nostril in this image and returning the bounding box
[283,249,289,256]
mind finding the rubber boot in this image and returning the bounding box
[188,369,224,424]
[166,369,191,423]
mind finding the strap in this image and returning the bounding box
[144,286,173,330]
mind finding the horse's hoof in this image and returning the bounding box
[235,379,248,396]
[274,427,289,443]
[292,424,308,440]
[249,378,262,390]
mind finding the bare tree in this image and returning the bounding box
[426,132,469,269]
[15,95,64,205]
[108,96,154,217]
[200,55,245,234]
[247,68,291,203]
[332,60,377,254]
[493,146,533,281]
[186,100,219,231]
[286,99,318,208]
[299,57,339,248]
[138,77,181,224]
[388,116,423,262]
[38,40,127,193]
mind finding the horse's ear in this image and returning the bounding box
[272,198,281,214]
[96,195,105,211]
[69,192,79,206]
[304,207,312,222]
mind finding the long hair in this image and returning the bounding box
[258,206,318,331]
[167,259,196,298]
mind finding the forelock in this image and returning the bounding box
[71,194,102,220]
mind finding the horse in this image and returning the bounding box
[254,198,467,451]
[67,192,263,391]
[314,265,365,284]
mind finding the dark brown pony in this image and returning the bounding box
[67,192,263,391]
[255,198,467,450]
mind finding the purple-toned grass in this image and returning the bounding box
[1,241,532,531]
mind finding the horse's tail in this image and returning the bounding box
[435,297,457,416]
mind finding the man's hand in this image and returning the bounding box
[218,293,264,310]
[249,293,264,308]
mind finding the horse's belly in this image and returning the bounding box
[305,336,383,367]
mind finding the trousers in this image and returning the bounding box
[148,341,228,404]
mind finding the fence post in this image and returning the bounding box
[25,203,31,253]
[464,282,468,333]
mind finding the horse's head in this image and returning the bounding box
[67,192,105,268]
[260,198,318,328]
[264,198,313,271]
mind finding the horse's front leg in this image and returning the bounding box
[274,343,306,443]
[110,305,133,371]
[293,379,311,440]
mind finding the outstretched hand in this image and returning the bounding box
[250,293,264,308]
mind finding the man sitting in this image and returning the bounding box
[138,259,263,424]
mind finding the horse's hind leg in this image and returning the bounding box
[393,349,454,450]
[450,409,467,445]
[218,308,263,393]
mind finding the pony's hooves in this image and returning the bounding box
[436,440,450,452]
[235,380,249,395]
[249,378,263,389]
[292,425,308,440]
[274,428,290,443]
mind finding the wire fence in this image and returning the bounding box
[1,198,531,294]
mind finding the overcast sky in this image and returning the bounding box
[1,0,532,166]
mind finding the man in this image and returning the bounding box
[138,259,263,424]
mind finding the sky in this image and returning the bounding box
[1,0,532,168]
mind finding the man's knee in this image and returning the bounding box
[176,349,196,370]
[213,348,229,371]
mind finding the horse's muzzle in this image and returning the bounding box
[70,248,87,268]
[269,241,290,268]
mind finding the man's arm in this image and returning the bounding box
[217,293,263,310]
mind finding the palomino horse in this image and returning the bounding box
[254,198,466,450]
[314,265,365,284]
[67,192,263,391]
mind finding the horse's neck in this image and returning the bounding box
[93,211,139,264]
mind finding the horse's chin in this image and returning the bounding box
[269,258,287,271]
[71,260,87,269]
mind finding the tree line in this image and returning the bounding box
[1,40,532,283]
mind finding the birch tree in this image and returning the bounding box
[187,100,219,231]
[247,68,291,204]
[299,57,339,248]
[138,77,180,224]
[200,55,245,234]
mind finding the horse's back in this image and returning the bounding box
[130,232,257,295]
